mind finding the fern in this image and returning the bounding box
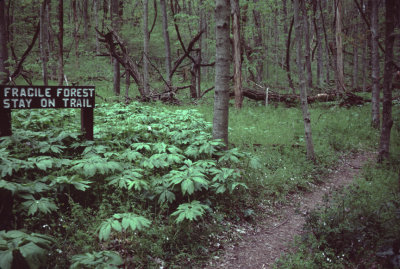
[171,201,210,223]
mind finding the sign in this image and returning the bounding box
[0,85,95,140]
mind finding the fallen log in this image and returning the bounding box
[237,88,370,107]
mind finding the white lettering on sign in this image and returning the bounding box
[40,98,55,108]
[57,88,94,98]
[62,98,92,108]
[3,98,33,109]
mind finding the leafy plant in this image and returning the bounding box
[69,250,123,269]
[0,230,54,269]
[171,201,210,223]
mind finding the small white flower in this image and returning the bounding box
[147,126,152,131]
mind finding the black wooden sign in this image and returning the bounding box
[0,85,95,140]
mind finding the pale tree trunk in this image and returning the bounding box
[231,0,242,109]
[303,1,312,88]
[273,1,279,85]
[352,24,359,89]
[0,0,9,82]
[72,0,79,67]
[335,0,345,93]
[143,0,150,96]
[83,0,88,40]
[313,0,323,87]
[40,0,49,84]
[160,0,171,85]
[111,0,120,95]
[361,34,367,91]
[294,0,316,162]
[377,0,396,162]
[213,0,231,148]
[371,0,380,128]
[57,0,63,85]
[94,0,100,54]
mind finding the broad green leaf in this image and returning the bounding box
[0,249,13,269]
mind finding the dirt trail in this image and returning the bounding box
[204,152,374,269]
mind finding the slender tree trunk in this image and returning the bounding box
[94,0,100,54]
[286,17,295,94]
[160,0,172,85]
[40,0,49,84]
[111,0,120,95]
[72,0,79,67]
[231,0,242,109]
[313,0,323,87]
[371,0,380,128]
[362,33,367,91]
[352,24,359,89]
[213,0,231,148]
[377,0,396,162]
[294,0,316,162]
[143,0,150,96]
[0,0,9,82]
[303,1,313,88]
[57,0,64,85]
[125,72,130,100]
[253,0,263,82]
[83,0,89,40]
[335,0,345,93]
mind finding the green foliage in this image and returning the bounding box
[70,251,123,269]
[97,213,151,241]
[0,230,54,269]
[171,201,210,223]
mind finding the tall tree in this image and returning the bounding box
[370,0,380,128]
[303,1,312,88]
[111,0,120,95]
[143,0,150,96]
[335,0,345,93]
[160,0,172,85]
[57,0,64,85]
[231,0,243,109]
[313,0,324,87]
[40,0,49,84]
[377,0,397,162]
[213,0,231,148]
[294,0,316,162]
[0,0,9,82]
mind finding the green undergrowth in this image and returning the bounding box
[275,102,400,268]
[0,98,388,268]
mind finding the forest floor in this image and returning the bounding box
[202,151,375,269]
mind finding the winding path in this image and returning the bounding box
[203,152,374,268]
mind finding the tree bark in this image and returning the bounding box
[40,0,49,85]
[83,0,89,40]
[0,0,9,82]
[213,0,231,148]
[252,0,264,82]
[335,0,345,93]
[111,0,120,95]
[143,0,150,96]
[377,0,396,162]
[94,0,100,54]
[160,0,172,85]
[313,0,323,87]
[303,1,313,88]
[231,0,243,109]
[57,0,64,85]
[285,17,295,94]
[72,0,79,67]
[294,0,316,162]
[371,0,380,128]
[352,23,359,89]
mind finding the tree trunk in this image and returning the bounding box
[252,0,263,83]
[303,1,313,88]
[352,23,359,89]
[83,0,89,40]
[371,0,380,128]
[231,0,243,109]
[57,0,64,85]
[285,17,295,94]
[313,0,323,87]
[40,0,49,85]
[294,0,316,162]
[94,0,100,54]
[72,0,79,67]
[361,33,367,92]
[143,0,150,96]
[0,0,9,82]
[213,0,231,148]
[377,0,396,162]
[335,0,345,93]
[111,0,120,95]
[160,0,172,85]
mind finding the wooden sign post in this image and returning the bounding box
[0,85,95,140]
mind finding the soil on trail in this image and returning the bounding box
[203,151,374,269]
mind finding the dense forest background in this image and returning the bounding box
[1,0,400,268]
